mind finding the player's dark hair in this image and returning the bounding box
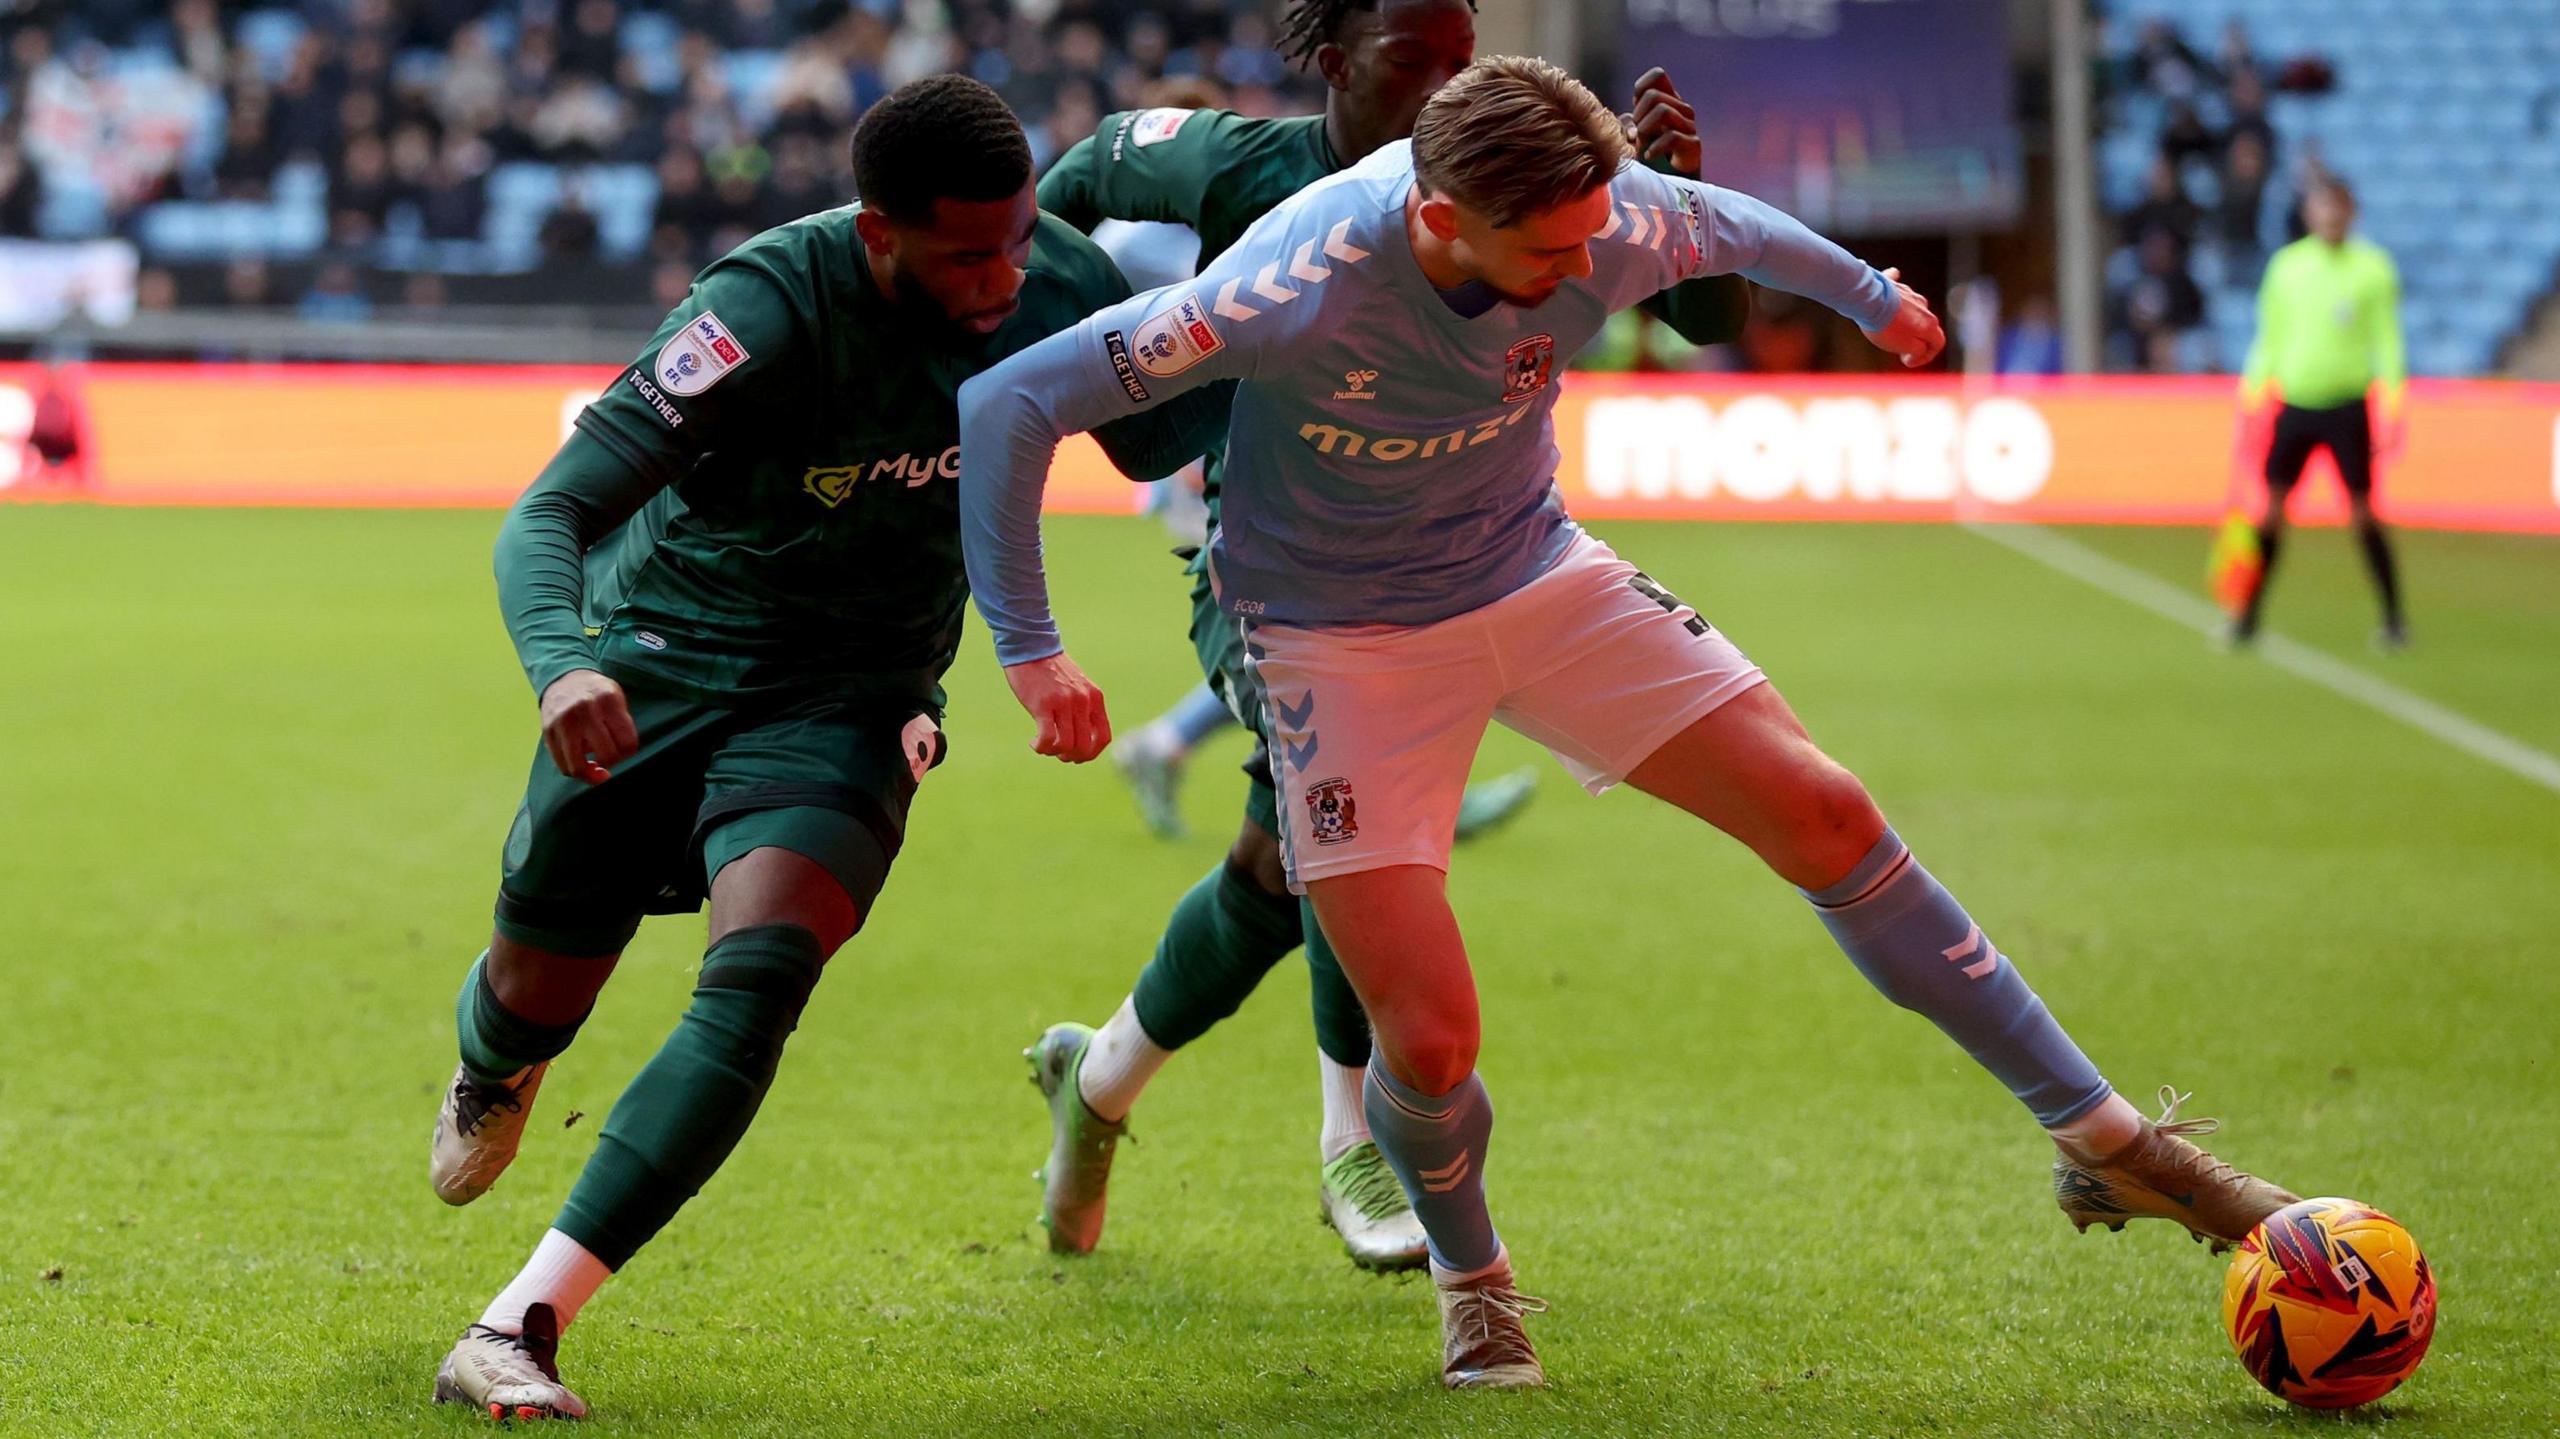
[851,74,1032,223]
[1278,0,1478,70]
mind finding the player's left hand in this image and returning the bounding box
[1003,651,1112,764]
[1864,267,1946,368]
[1627,67,1702,178]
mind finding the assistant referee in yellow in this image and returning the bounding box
[2233,176,2408,649]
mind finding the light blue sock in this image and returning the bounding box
[1163,681,1235,750]
[1804,829,2111,1127]
[1363,1063,1501,1273]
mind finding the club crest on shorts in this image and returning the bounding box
[1501,334,1554,403]
[1304,776,1359,845]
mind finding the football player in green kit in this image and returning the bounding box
[424,76,1221,1422]
[1022,0,1753,1272]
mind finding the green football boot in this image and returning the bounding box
[1025,1022,1127,1254]
[1320,1141,1430,1272]
[1113,739,1187,840]
[1453,768,1537,844]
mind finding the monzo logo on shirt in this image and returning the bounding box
[803,446,959,506]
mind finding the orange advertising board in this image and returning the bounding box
[4,362,2556,532]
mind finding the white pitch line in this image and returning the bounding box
[1966,521,2560,796]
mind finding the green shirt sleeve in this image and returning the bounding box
[494,260,808,697]
[1033,109,1233,231]
[1637,273,1753,345]
[1036,133,1106,233]
[492,434,659,699]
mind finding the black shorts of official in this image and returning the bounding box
[2265,398,2375,502]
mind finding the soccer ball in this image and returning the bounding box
[2222,1196,2436,1408]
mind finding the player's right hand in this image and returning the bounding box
[539,668,637,785]
[1003,651,1111,764]
[1864,267,1945,368]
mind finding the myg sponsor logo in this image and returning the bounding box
[1296,401,1535,462]
[802,445,960,506]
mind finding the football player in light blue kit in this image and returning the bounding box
[959,57,2298,1389]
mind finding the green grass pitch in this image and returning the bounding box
[3,508,2554,1436]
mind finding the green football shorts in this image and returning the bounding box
[493,675,938,956]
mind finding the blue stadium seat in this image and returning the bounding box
[234,10,305,83]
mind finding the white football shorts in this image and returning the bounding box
[1245,530,1765,890]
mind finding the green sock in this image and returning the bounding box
[553,924,825,1270]
[1300,901,1374,1068]
[456,951,589,1083]
[1130,859,1303,1049]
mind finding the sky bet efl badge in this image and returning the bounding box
[1131,293,1224,378]
[656,311,749,396]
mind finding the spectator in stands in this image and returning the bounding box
[2217,131,2272,263]
[299,259,371,323]
[556,0,624,84]
[169,0,227,87]
[756,131,836,232]
[2223,70,2276,169]
[0,131,42,238]
[329,129,396,246]
[213,87,280,200]
[648,145,721,262]
[436,21,508,131]
[537,187,600,265]
[2214,20,2262,90]
[222,257,273,308]
[2115,229,2206,371]
[1998,297,2065,376]
[2121,157,2200,252]
[419,131,492,241]
[2158,100,2217,171]
[2130,18,2211,100]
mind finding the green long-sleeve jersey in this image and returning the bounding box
[1038,107,1753,491]
[2242,235,2406,411]
[495,205,1215,707]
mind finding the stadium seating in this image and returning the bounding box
[2104,0,2560,375]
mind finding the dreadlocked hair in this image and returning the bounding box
[1278,0,1477,70]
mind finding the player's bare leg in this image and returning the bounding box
[1625,683,2296,1247]
[437,847,860,1420]
[433,936,621,1205]
[1306,866,1542,1388]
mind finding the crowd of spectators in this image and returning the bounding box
[2102,15,2340,371]
[0,0,1321,315]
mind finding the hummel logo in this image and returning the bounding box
[1334,368,1381,401]
[1420,1152,1473,1194]
[1941,922,2000,979]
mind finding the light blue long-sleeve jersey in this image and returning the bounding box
[960,140,1900,665]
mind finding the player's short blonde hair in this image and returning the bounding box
[1410,56,1631,228]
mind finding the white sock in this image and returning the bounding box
[1318,1053,1372,1163]
[1431,1245,1511,1289]
[478,1228,612,1336]
[1076,996,1171,1124]
[2047,1090,2144,1160]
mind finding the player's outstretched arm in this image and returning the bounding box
[1034,109,1228,234]
[1633,167,1944,366]
[960,261,1278,761]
